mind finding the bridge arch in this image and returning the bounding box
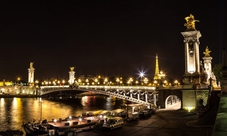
[157,89,182,109]
[165,95,181,109]
[40,85,156,107]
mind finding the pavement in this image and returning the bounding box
[76,109,215,136]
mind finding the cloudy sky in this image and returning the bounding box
[0,0,226,81]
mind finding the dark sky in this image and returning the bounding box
[0,0,226,81]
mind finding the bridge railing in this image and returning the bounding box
[78,85,156,91]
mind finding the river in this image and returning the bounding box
[0,94,126,132]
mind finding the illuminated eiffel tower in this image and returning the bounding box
[154,54,160,80]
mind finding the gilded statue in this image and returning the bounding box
[30,62,34,68]
[70,67,75,71]
[184,14,199,31]
[203,46,211,57]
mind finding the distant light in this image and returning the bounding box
[139,72,145,77]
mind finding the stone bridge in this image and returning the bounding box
[40,85,157,107]
[40,85,211,110]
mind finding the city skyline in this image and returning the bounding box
[0,0,226,81]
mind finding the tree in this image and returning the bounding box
[213,63,222,82]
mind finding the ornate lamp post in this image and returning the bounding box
[116,77,120,85]
[104,78,108,85]
[62,80,65,87]
[174,80,179,86]
[144,77,148,85]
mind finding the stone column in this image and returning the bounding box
[181,31,201,74]
[69,67,75,85]
[203,56,212,83]
[185,42,189,74]
[194,42,200,73]
[145,93,148,102]
[137,93,140,100]
[153,94,157,107]
[28,62,35,85]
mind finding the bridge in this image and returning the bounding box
[40,85,157,107]
[40,84,214,111]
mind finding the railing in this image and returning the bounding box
[78,85,156,90]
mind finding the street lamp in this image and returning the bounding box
[139,72,145,85]
[94,78,98,85]
[144,77,148,85]
[154,80,158,87]
[85,79,89,85]
[128,77,133,85]
[174,80,179,86]
[116,77,120,85]
[104,78,108,85]
[62,80,65,87]
[163,80,168,86]
[135,80,139,86]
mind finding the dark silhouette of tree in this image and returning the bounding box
[213,63,222,82]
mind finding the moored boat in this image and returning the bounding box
[23,122,54,136]
[23,116,99,136]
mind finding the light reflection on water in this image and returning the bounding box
[0,95,125,132]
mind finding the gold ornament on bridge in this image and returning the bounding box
[203,46,211,57]
[184,14,199,31]
[70,67,75,71]
[30,62,34,68]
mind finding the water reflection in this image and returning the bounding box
[0,95,125,132]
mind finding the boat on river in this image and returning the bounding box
[23,116,99,136]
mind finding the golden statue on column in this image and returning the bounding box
[184,14,199,31]
[203,46,211,57]
[30,62,34,68]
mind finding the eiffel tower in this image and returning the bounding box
[154,54,160,80]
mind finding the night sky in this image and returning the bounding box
[0,0,226,81]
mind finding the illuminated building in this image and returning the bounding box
[0,81,13,86]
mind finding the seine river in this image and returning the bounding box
[0,94,126,132]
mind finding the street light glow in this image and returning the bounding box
[139,72,145,78]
